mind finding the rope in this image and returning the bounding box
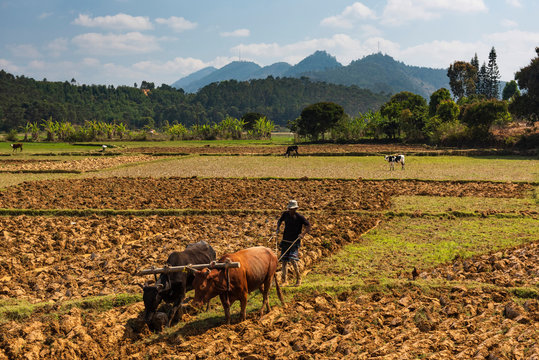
[277,236,301,262]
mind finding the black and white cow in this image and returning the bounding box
[284,145,298,157]
[384,154,405,170]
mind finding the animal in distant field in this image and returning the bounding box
[140,241,216,330]
[10,143,23,152]
[284,145,298,157]
[101,145,107,152]
[191,246,285,324]
[384,154,405,170]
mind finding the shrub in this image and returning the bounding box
[6,129,18,142]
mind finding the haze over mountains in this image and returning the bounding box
[172,51,450,98]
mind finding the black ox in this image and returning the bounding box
[284,145,298,157]
[141,241,216,329]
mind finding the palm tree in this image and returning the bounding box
[41,117,59,141]
[30,122,40,141]
[115,122,127,139]
[21,122,32,141]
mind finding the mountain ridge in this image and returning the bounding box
[171,51,449,98]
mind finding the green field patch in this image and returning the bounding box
[0,293,141,324]
[92,155,539,182]
[391,195,538,213]
[305,217,538,289]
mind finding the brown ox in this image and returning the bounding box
[11,143,23,152]
[192,246,284,324]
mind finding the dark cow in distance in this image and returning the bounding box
[10,143,23,152]
[284,145,298,157]
[384,154,405,170]
[192,246,284,324]
[141,241,216,329]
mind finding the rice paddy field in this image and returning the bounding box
[0,141,537,359]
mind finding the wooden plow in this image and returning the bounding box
[135,262,241,277]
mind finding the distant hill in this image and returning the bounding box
[171,66,216,90]
[307,53,448,98]
[181,61,261,93]
[171,50,344,93]
[251,62,291,79]
[283,50,341,77]
[171,51,449,98]
[192,76,389,125]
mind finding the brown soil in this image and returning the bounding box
[0,214,378,302]
[1,243,537,359]
[423,241,539,288]
[0,178,532,211]
[123,143,434,155]
[0,176,536,359]
[0,155,153,173]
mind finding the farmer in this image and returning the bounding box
[275,200,311,286]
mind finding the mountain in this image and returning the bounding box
[171,50,343,93]
[181,61,261,93]
[283,50,342,77]
[306,53,448,98]
[171,51,449,98]
[251,62,292,79]
[171,66,216,90]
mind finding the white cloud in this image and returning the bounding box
[38,12,53,19]
[321,2,376,29]
[501,19,518,28]
[382,0,487,26]
[82,58,100,67]
[155,16,197,32]
[220,29,250,37]
[231,34,398,66]
[505,0,522,7]
[133,57,207,76]
[72,13,152,31]
[28,60,46,70]
[398,40,488,69]
[0,58,20,73]
[484,30,539,78]
[360,25,382,38]
[47,38,68,57]
[72,32,160,55]
[9,44,41,58]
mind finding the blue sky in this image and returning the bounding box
[1,0,538,87]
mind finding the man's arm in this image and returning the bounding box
[299,216,311,238]
[299,223,311,238]
[275,218,283,235]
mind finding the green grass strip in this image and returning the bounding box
[0,293,141,324]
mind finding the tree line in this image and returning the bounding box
[291,47,538,147]
[0,71,387,132]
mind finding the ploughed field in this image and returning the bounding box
[0,155,153,173]
[0,214,378,303]
[0,178,532,211]
[0,174,537,359]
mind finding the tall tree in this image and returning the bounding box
[429,88,451,117]
[510,47,539,121]
[502,80,520,100]
[291,102,345,140]
[471,53,480,93]
[486,47,501,99]
[447,61,477,100]
[477,62,488,96]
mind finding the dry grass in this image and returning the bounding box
[86,155,539,182]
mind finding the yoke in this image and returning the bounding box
[135,262,240,276]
